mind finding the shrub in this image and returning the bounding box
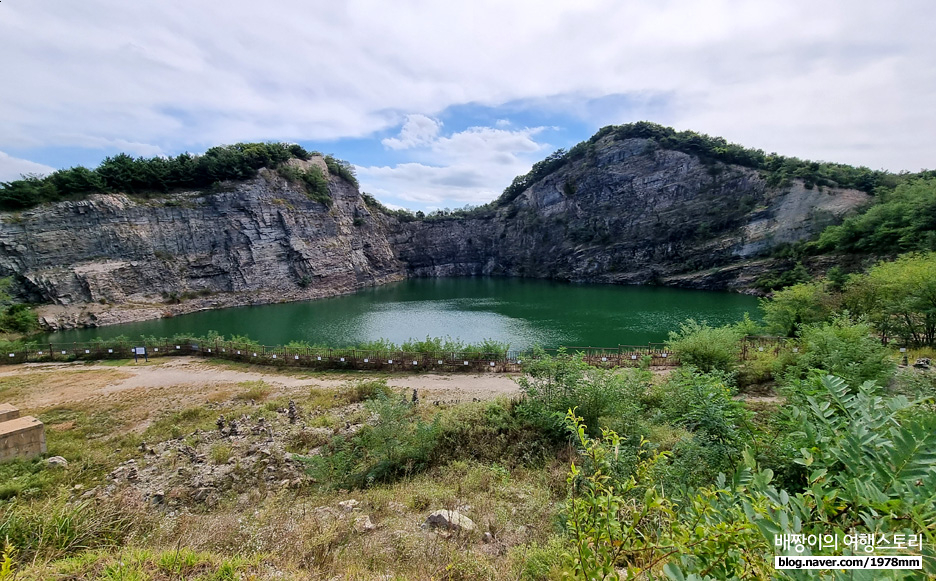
[0,304,38,334]
[787,315,895,387]
[278,164,332,206]
[760,280,839,337]
[844,252,936,346]
[342,379,391,403]
[210,443,232,465]
[302,394,441,488]
[434,399,554,466]
[660,367,747,445]
[516,348,650,437]
[560,373,936,579]
[736,349,781,388]
[665,319,742,373]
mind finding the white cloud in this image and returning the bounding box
[381,115,442,150]
[0,152,55,182]
[359,121,550,207]
[1,0,934,185]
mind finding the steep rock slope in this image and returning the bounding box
[0,137,870,330]
[392,136,868,288]
[0,159,403,329]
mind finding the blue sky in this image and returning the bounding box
[2,1,935,211]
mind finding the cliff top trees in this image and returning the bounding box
[0,142,315,211]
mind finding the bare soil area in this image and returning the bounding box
[0,357,521,422]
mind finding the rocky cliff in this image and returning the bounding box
[392,135,868,288]
[0,158,404,329]
[0,139,869,330]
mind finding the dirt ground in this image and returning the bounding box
[0,357,522,425]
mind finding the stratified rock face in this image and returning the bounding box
[0,138,869,330]
[0,160,404,328]
[392,136,868,288]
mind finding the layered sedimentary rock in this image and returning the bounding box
[392,136,868,288]
[0,140,869,330]
[0,159,403,329]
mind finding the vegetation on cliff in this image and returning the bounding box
[0,143,365,211]
[0,278,37,335]
[492,121,905,209]
[816,176,936,254]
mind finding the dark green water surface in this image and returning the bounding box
[41,278,759,349]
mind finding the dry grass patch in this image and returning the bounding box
[0,369,131,409]
[233,380,272,401]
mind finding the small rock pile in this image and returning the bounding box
[82,404,328,509]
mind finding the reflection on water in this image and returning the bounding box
[41,277,760,349]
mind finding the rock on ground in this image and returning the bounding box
[425,509,475,532]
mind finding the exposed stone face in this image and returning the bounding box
[0,140,869,330]
[0,161,404,329]
[391,137,869,288]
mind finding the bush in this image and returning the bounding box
[736,349,785,388]
[342,379,391,403]
[302,393,441,488]
[434,399,555,466]
[760,280,838,337]
[787,315,895,387]
[0,304,37,334]
[660,367,746,445]
[515,348,650,437]
[278,164,331,206]
[560,373,936,579]
[844,252,936,346]
[665,319,742,373]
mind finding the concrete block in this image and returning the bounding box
[0,415,46,462]
[0,403,19,423]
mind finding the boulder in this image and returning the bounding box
[425,509,475,532]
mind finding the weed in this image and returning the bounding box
[233,380,271,401]
[210,443,232,465]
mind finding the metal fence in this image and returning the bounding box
[0,340,697,371]
[0,336,790,371]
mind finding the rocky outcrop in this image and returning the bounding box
[0,158,404,329]
[0,139,869,330]
[391,136,868,289]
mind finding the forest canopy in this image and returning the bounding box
[0,142,317,211]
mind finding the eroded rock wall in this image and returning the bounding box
[0,161,404,329]
[0,139,869,330]
[392,136,869,288]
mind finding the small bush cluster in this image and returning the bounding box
[515,347,651,438]
[665,318,742,373]
[302,394,442,488]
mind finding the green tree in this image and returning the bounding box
[844,252,936,346]
[760,281,838,337]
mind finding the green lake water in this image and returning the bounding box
[40,278,760,349]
